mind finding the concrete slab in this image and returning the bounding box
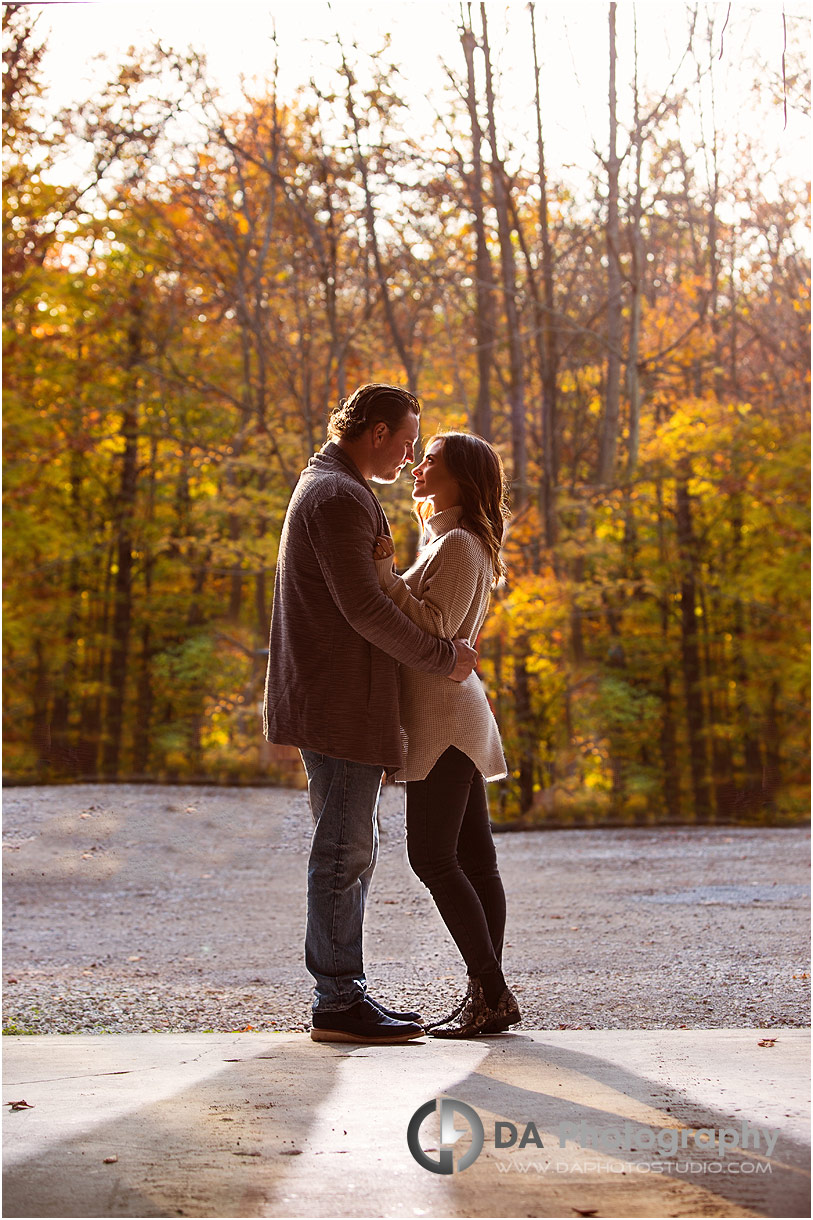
[3,1030,810,1218]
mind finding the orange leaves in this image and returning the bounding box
[641,395,755,469]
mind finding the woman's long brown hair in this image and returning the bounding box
[415,431,510,586]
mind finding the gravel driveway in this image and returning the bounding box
[3,783,810,1034]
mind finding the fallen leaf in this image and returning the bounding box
[6,1100,34,1111]
[758,1038,777,1047]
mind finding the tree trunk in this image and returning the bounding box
[529,1,558,546]
[132,620,153,775]
[341,57,417,391]
[226,432,248,622]
[598,1,622,485]
[78,545,112,776]
[763,680,781,808]
[133,437,158,775]
[513,636,535,815]
[675,462,712,820]
[701,583,735,817]
[660,665,681,819]
[730,496,764,813]
[461,21,496,440]
[480,2,527,505]
[656,478,681,818]
[569,502,588,666]
[626,8,644,476]
[491,623,509,819]
[101,286,142,776]
[49,450,83,773]
[32,637,51,778]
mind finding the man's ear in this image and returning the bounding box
[371,422,389,447]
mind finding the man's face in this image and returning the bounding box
[369,411,420,483]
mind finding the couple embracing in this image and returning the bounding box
[263,383,520,1043]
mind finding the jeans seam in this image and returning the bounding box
[305,754,384,1010]
[330,759,349,989]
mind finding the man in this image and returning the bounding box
[264,383,477,1044]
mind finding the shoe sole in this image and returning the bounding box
[480,1013,521,1035]
[310,1028,425,1044]
[429,1029,478,1039]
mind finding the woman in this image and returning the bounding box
[373,430,520,1038]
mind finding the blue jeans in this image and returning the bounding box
[300,749,384,1013]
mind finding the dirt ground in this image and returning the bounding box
[3,782,810,1034]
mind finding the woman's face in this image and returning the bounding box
[412,439,461,512]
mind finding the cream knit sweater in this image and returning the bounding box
[375,505,507,783]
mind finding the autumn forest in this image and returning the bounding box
[3,3,810,823]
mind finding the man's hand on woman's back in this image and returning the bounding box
[450,638,477,682]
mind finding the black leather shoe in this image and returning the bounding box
[366,996,423,1023]
[310,998,425,1044]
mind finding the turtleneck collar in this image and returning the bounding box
[425,504,464,540]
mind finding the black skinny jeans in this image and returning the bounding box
[406,746,506,986]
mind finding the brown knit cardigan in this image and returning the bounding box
[263,443,456,767]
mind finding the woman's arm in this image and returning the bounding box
[375,530,489,639]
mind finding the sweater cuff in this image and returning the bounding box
[375,555,398,588]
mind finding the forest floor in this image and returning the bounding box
[3,782,810,1035]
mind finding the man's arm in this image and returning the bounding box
[308,492,472,677]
